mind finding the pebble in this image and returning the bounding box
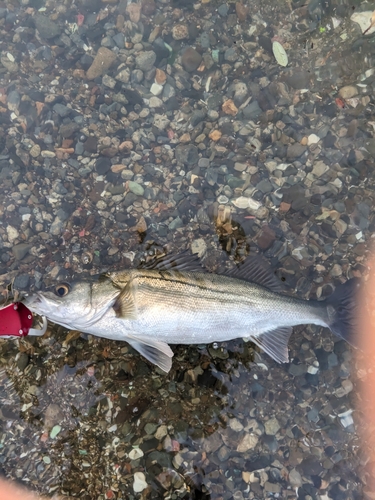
[133,472,148,493]
[86,48,117,80]
[13,274,30,289]
[12,243,31,261]
[6,225,19,243]
[287,144,307,159]
[16,353,29,371]
[150,83,163,96]
[7,91,20,112]
[222,99,238,116]
[286,69,310,89]
[175,144,199,166]
[308,134,320,145]
[172,24,189,40]
[218,4,229,16]
[232,197,261,211]
[181,47,202,72]
[0,53,18,72]
[191,238,207,258]
[351,11,375,35]
[155,425,168,440]
[34,14,61,39]
[264,418,280,436]
[235,2,249,21]
[237,433,259,452]
[128,181,144,196]
[128,448,144,460]
[218,445,231,462]
[96,157,111,175]
[312,161,329,177]
[116,69,130,84]
[136,51,156,72]
[50,425,62,439]
[229,418,244,432]
[126,3,141,22]
[339,85,358,99]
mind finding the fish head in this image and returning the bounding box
[23,280,118,331]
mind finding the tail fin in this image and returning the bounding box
[325,278,361,348]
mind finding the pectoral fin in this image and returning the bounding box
[113,281,138,320]
[126,335,174,373]
[249,326,292,363]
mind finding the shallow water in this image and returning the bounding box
[0,0,374,498]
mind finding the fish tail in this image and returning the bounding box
[325,278,361,348]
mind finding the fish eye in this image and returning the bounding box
[54,283,71,297]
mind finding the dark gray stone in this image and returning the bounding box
[135,51,156,71]
[256,179,273,194]
[12,243,31,261]
[53,103,71,117]
[218,4,229,16]
[124,192,138,207]
[243,100,262,120]
[17,353,29,371]
[190,110,206,127]
[13,274,30,289]
[34,14,61,39]
[175,144,199,166]
[168,217,183,230]
[59,122,79,138]
[95,157,111,175]
[7,90,21,111]
[289,363,307,376]
[286,144,307,160]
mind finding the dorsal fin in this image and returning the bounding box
[138,251,207,273]
[225,254,285,293]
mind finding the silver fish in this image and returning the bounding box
[23,254,359,372]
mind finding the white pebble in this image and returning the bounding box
[351,11,375,35]
[128,448,144,460]
[338,409,354,428]
[232,196,261,211]
[6,225,19,243]
[150,83,163,96]
[307,134,320,145]
[133,472,148,493]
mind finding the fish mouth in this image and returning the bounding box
[23,292,50,314]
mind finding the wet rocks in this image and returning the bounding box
[44,404,64,430]
[338,85,358,99]
[237,433,259,452]
[135,51,156,72]
[34,14,61,39]
[175,144,199,166]
[172,24,189,40]
[181,47,202,72]
[133,472,147,492]
[12,243,31,261]
[86,48,117,80]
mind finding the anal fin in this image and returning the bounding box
[126,334,174,373]
[248,327,293,363]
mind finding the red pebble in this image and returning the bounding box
[77,13,84,26]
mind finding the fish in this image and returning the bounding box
[22,253,360,373]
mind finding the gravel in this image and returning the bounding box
[0,0,372,498]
